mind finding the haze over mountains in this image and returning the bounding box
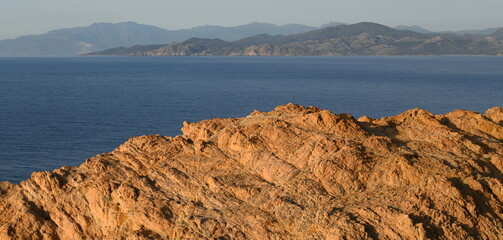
[0,21,501,56]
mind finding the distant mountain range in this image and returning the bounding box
[1,21,501,56]
[0,22,318,56]
[88,22,503,56]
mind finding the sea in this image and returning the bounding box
[0,56,502,183]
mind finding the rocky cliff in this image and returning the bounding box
[0,104,502,239]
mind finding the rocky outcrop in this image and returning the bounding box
[0,104,502,239]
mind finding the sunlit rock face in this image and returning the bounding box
[0,104,502,239]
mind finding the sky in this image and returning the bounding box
[1,0,502,40]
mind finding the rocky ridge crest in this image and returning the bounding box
[0,104,502,239]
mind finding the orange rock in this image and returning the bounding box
[0,104,502,239]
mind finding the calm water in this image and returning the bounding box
[0,56,502,183]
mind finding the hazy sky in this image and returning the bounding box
[1,0,502,40]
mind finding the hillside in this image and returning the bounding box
[0,22,173,56]
[0,104,502,239]
[0,22,315,56]
[89,23,503,56]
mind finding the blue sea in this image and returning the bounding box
[0,56,502,183]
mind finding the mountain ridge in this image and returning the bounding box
[2,21,502,56]
[0,22,316,56]
[88,22,503,56]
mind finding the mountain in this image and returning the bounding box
[89,22,503,56]
[0,22,173,56]
[0,22,316,56]
[3,21,500,56]
[272,22,428,43]
[394,25,431,33]
[0,104,502,239]
[178,22,316,41]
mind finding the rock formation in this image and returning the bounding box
[0,104,502,239]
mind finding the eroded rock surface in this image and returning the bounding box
[1,104,502,239]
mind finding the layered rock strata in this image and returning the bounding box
[0,104,502,239]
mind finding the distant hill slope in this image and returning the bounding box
[88,23,503,56]
[0,22,173,56]
[0,22,316,56]
[394,25,431,34]
[179,22,316,41]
